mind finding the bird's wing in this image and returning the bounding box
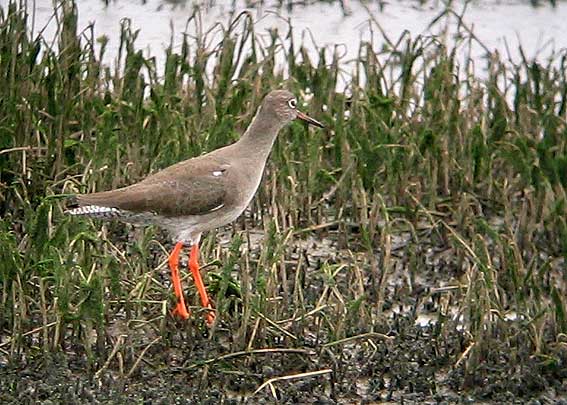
[76,157,231,217]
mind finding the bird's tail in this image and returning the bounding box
[65,205,121,219]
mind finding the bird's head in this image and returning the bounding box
[261,90,324,128]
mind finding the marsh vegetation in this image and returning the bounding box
[0,1,566,403]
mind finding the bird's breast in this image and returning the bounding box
[232,162,266,208]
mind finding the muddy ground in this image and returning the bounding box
[1,225,566,404]
[2,322,565,404]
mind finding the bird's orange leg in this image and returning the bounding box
[189,244,216,325]
[168,241,190,319]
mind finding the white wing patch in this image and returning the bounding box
[212,170,224,177]
[208,203,225,212]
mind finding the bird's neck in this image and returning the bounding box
[237,106,283,162]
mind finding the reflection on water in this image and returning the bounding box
[4,0,567,83]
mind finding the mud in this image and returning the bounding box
[1,225,566,404]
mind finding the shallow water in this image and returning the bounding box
[7,0,567,86]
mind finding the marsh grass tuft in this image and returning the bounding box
[0,0,566,402]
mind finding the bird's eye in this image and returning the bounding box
[288,98,297,109]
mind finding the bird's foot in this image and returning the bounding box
[172,302,190,320]
[169,241,190,321]
[189,243,216,326]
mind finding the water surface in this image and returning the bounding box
[6,0,567,84]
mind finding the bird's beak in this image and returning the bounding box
[296,111,324,128]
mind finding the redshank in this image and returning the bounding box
[66,90,324,325]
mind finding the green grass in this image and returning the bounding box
[0,0,566,402]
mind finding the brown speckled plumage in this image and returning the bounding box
[67,90,324,244]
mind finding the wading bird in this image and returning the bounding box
[67,90,324,325]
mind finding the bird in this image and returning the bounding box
[66,90,324,325]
